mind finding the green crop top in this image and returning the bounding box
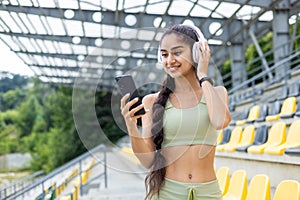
[162,96,218,148]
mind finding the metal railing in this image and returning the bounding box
[6,144,107,200]
[228,50,300,95]
[223,33,300,91]
[0,171,45,200]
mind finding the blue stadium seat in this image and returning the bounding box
[263,101,281,122]
[236,125,268,152]
[229,108,250,126]
[284,147,300,156]
[254,104,268,122]
[288,82,300,97]
[268,86,288,103]
[219,129,232,145]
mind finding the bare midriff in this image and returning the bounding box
[162,144,216,183]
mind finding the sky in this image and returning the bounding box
[0,40,34,76]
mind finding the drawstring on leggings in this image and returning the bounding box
[188,188,196,200]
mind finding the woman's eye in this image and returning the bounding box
[173,51,182,56]
[161,53,168,57]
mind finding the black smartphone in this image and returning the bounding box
[115,74,146,116]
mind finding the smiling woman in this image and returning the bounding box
[119,24,231,200]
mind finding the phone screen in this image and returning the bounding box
[115,74,146,116]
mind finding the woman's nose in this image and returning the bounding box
[166,54,175,64]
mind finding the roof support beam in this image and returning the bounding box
[0,5,269,42]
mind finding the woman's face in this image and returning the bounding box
[160,33,194,78]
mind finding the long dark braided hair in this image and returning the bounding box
[145,24,200,199]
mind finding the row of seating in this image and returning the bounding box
[231,96,298,126]
[268,81,300,103]
[217,120,300,155]
[228,87,264,112]
[216,166,300,200]
[229,80,300,112]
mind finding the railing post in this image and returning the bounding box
[41,181,45,199]
[251,80,256,105]
[13,184,16,197]
[79,160,83,196]
[104,146,107,188]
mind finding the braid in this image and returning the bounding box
[145,75,174,200]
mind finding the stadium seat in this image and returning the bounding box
[264,120,300,155]
[217,127,243,152]
[230,108,250,126]
[277,85,289,101]
[219,129,232,145]
[285,147,300,156]
[236,125,268,152]
[216,166,230,196]
[217,130,224,145]
[224,125,255,152]
[236,105,260,125]
[247,122,286,154]
[245,174,271,200]
[223,170,248,200]
[265,97,297,121]
[294,105,300,117]
[273,180,300,200]
[269,86,288,103]
[255,104,268,122]
[262,101,281,121]
[288,82,300,97]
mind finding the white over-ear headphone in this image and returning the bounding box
[157,24,207,64]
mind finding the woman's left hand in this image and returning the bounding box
[196,40,210,77]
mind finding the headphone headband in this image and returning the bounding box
[157,24,206,63]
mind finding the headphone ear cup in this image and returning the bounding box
[192,42,199,63]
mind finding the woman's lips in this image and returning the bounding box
[168,65,180,73]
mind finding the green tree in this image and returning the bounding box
[16,96,38,137]
[1,88,25,111]
[29,87,86,173]
[0,73,28,93]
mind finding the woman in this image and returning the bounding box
[120,24,231,200]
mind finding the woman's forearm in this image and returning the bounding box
[201,81,231,129]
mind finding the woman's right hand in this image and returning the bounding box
[120,93,146,129]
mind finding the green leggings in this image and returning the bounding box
[150,178,222,200]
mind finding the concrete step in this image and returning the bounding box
[79,149,147,200]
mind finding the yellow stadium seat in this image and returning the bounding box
[224,125,255,152]
[246,174,271,200]
[236,105,260,125]
[217,130,224,145]
[216,166,230,196]
[273,180,300,200]
[72,186,78,200]
[247,122,286,154]
[60,196,71,200]
[265,120,300,155]
[265,97,297,122]
[217,127,243,152]
[223,170,248,200]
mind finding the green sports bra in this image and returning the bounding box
[162,96,218,148]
